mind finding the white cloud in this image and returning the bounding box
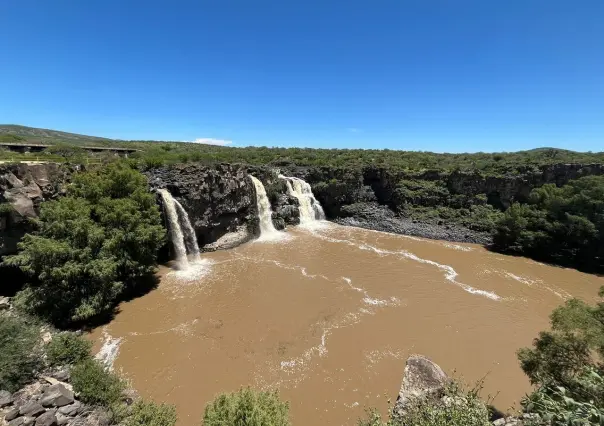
[187,138,233,146]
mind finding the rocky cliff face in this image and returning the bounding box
[0,163,73,257]
[145,164,299,251]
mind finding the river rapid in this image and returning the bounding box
[91,222,604,425]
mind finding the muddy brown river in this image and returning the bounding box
[91,223,604,425]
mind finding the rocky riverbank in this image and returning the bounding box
[332,201,492,244]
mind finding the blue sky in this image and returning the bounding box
[1,1,602,152]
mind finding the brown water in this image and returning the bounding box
[91,223,604,426]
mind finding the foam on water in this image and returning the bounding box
[95,329,123,371]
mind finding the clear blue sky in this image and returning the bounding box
[1,1,603,152]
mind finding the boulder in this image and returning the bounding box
[39,385,74,408]
[19,401,45,417]
[57,401,81,417]
[0,296,10,310]
[5,407,20,421]
[393,354,448,417]
[8,417,25,426]
[54,413,69,426]
[34,410,56,426]
[22,418,35,426]
[0,389,14,407]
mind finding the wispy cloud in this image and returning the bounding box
[346,128,361,133]
[187,138,233,146]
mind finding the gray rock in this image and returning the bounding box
[50,371,70,383]
[19,401,45,417]
[5,407,21,421]
[55,413,69,426]
[493,419,507,426]
[22,417,35,426]
[57,401,81,417]
[393,354,448,417]
[0,389,14,407]
[34,410,56,426]
[8,417,25,426]
[39,385,74,408]
[0,296,11,310]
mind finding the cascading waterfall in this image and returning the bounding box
[279,175,326,223]
[175,202,200,258]
[249,175,279,239]
[158,189,200,269]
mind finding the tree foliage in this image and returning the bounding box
[518,288,604,423]
[3,163,165,324]
[493,175,604,272]
[202,388,290,426]
[0,314,44,392]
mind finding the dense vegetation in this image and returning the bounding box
[493,175,604,272]
[3,163,165,325]
[0,314,44,392]
[201,388,290,426]
[518,288,604,424]
[2,125,604,176]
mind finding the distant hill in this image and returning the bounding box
[0,125,113,145]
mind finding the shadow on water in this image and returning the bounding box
[74,273,161,332]
[484,244,604,278]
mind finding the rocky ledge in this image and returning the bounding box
[333,202,492,244]
[395,355,541,426]
[1,376,110,426]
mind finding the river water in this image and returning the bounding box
[91,222,604,425]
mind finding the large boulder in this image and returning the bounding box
[393,354,449,418]
[0,389,14,407]
[39,385,74,408]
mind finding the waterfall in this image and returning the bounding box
[279,175,325,223]
[249,175,279,239]
[158,189,200,269]
[175,202,200,258]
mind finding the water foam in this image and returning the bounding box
[95,329,122,371]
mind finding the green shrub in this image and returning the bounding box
[0,314,44,392]
[357,381,491,426]
[0,202,13,217]
[202,388,290,426]
[71,358,126,406]
[123,400,177,426]
[4,163,166,324]
[46,332,92,367]
[522,370,604,425]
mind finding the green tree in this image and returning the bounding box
[518,288,604,418]
[493,175,604,272]
[4,163,165,324]
[202,388,290,426]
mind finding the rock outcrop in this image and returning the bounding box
[0,163,73,257]
[1,378,108,426]
[145,164,300,252]
[392,355,541,426]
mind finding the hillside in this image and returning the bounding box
[1,125,604,176]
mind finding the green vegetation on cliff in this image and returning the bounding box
[493,175,604,272]
[3,163,165,325]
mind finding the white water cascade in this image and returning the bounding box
[158,189,200,269]
[249,175,280,240]
[279,175,326,223]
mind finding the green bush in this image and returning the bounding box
[202,388,290,426]
[0,202,13,217]
[71,358,126,406]
[358,382,491,426]
[522,370,604,425]
[46,332,92,367]
[4,163,166,324]
[123,400,177,426]
[0,314,44,392]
